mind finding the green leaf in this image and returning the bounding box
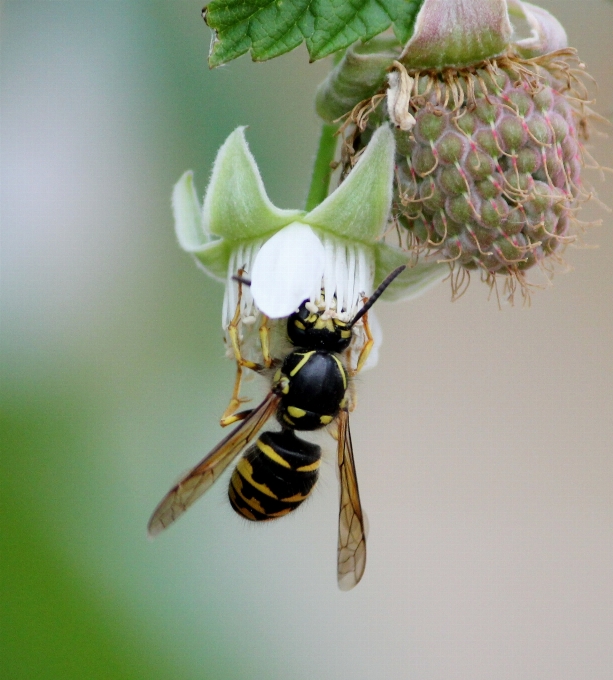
[204,0,423,67]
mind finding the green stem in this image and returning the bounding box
[305,122,338,211]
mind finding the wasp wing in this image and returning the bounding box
[148,393,280,537]
[336,408,367,590]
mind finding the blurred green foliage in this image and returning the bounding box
[1,2,329,677]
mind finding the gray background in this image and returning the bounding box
[2,1,612,678]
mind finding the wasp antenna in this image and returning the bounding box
[232,275,252,287]
[349,265,406,327]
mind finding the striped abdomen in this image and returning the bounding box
[229,430,321,521]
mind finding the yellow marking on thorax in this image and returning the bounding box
[289,351,315,377]
[332,354,347,390]
[287,406,306,418]
[296,459,320,472]
[257,439,291,468]
[236,458,278,499]
[319,415,333,425]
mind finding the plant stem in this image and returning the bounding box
[305,123,338,211]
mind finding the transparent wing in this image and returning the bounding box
[148,393,280,537]
[336,408,367,590]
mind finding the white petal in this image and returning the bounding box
[251,223,325,318]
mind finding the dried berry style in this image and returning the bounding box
[341,49,598,301]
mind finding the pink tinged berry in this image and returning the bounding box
[523,181,557,216]
[504,169,533,192]
[498,115,528,153]
[556,215,571,236]
[373,51,593,287]
[505,89,533,117]
[544,147,565,179]
[433,211,460,238]
[411,219,429,243]
[473,128,500,158]
[526,114,552,145]
[503,208,526,236]
[554,99,573,117]
[435,132,468,164]
[446,194,477,224]
[474,98,498,125]
[494,234,524,263]
[393,127,414,156]
[475,175,503,199]
[439,165,467,195]
[456,111,478,136]
[414,111,446,142]
[479,70,508,94]
[412,145,438,175]
[420,177,446,211]
[466,148,496,180]
[532,87,555,112]
[561,136,578,163]
[480,196,509,229]
[548,112,569,141]
[515,147,541,174]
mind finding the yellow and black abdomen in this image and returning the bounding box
[229,430,321,521]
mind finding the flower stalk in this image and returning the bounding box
[305,123,339,211]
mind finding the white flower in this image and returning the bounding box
[172,125,446,366]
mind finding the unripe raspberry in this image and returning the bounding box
[316,0,602,301]
[385,51,592,293]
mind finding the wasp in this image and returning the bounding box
[148,265,406,590]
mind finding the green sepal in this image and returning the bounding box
[172,171,207,251]
[316,36,401,124]
[190,239,234,282]
[303,125,394,243]
[399,0,512,69]
[374,243,447,301]
[202,127,304,240]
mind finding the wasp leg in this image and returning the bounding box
[259,315,273,369]
[220,364,252,426]
[220,406,255,427]
[221,274,265,426]
[227,317,263,373]
[352,306,374,376]
[347,380,358,413]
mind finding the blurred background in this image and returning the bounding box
[1,2,612,679]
